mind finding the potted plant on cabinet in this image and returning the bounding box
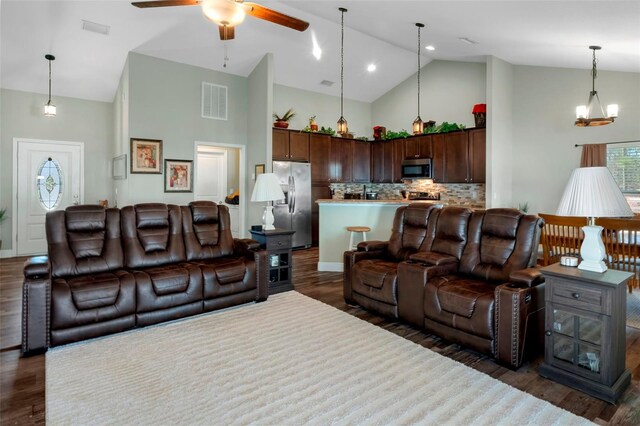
[309,116,318,132]
[273,108,296,128]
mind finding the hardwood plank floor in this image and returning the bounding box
[1,249,639,425]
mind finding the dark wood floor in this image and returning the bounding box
[1,248,639,425]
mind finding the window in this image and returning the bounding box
[37,157,63,211]
[607,142,640,213]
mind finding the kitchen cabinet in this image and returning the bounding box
[539,263,632,403]
[331,137,353,182]
[371,140,394,183]
[444,131,469,183]
[468,128,486,183]
[272,129,309,161]
[392,139,405,182]
[351,140,371,183]
[432,129,486,184]
[431,134,445,182]
[309,133,331,184]
[404,135,432,159]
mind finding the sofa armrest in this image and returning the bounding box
[22,256,52,356]
[356,240,388,253]
[343,248,389,304]
[495,283,545,368]
[397,261,459,328]
[409,251,459,266]
[24,255,50,279]
[509,268,545,288]
[233,238,261,256]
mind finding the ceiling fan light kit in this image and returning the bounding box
[202,0,245,26]
[44,54,56,117]
[336,7,348,136]
[412,23,425,135]
[575,46,618,127]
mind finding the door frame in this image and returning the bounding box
[12,138,85,257]
[194,141,246,238]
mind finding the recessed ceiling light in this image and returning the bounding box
[425,45,435,51]
[459,37,479,45]
[367,64,376,72]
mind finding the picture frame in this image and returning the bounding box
[130,138,162,174]
[112,154,127,180]
[164,159,193,193]
[255,163,265,179]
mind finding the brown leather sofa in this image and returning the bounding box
[21,201,267,355]
[344,205,545,368]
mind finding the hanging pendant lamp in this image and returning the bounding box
[575,46,618,127]
[44,54,57,117]
[336,7,348,136]
[412,23,425,134]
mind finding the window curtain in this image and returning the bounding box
[580,144,607,167]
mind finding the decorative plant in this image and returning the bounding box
[309,115,318,132]
[518,202,529,213]
[382,129,411,140]
[273,108,296,122]
[0,207,6,225]
[424,121,466,134]
[318,126,336,136]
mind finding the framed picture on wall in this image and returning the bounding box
[112,154,127,180]
[130,138,162,174]
[255,164,265,179]
[164,159,193,193]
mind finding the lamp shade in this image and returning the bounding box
[556,167,633,218]
[251,173,285,202]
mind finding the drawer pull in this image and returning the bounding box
[572,292,581,299]
[545,331,552,336]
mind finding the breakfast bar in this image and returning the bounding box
[316,199,442,271]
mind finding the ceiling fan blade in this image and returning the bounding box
[131,0,199,8]
[219,25,235,40]
[243,2,309,32]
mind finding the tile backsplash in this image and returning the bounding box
[329,181,486,209]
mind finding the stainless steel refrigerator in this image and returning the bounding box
[272,161,312,249]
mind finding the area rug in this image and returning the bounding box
[46,292,592,425]
[627,290,640,329]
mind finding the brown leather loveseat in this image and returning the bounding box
[344,205,545,368]
[21,201,267,355]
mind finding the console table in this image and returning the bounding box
[539,263,632,403]
[250,228,295,294]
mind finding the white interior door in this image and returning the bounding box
[195,148,227,204]
[15,139,83,256]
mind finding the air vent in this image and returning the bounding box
[458,37,479,45]
[320,80,334,87]
[201,82,228,120]
[81,20,110,35]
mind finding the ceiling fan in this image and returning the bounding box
[131,0,309,40]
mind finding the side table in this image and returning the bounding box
[250,228,295,295]
[539,263,632,403]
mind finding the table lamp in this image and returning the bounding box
[556,167,633,272]
[250,173,285,230]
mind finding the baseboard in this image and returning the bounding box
[0,249,16,259]
[317,262,343,272]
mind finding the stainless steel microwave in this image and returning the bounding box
[401,158,432,179]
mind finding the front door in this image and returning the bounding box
[15,139,84,255]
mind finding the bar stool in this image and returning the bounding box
[346,226,371,251]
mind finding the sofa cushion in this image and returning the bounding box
[195,257,257,300]
[69,273,121,310]
[143,265,191,296]
[182,202,234,261]
[352,259,399,305]
[387,204,439,261]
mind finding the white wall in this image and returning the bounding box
[511,65,640,215]
[113,57,129,207]
[0,89,113,251]
[486,56,514,208]
[126,53,249,206]
[372,60,486,132]
[273,84,372,139]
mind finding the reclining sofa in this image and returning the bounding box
[22,201,267,355]
[344,204,545,368]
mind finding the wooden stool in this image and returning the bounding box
[346,226,371,251]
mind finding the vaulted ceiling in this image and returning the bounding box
[1,1,639,104]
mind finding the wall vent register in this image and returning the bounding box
[201,82,228,120]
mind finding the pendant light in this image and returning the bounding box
[44,54,56,117]
[575,46,618,127]
[412,23,425,134]
[336,7,348,136]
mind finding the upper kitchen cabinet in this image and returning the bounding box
[404,135,432,159]
[272,129,310,161]
[433,129,486,184]
[371,140,393,183]
[467,128,486,183]
[431,135,445,183]
[331,137,353,182]
[352,140,371,183]
[443,131,469,183]
[309,133,331,184]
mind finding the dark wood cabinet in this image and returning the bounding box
[309,133,331,184]
[392,139,405,183]
[331,137,353,182]
[539,264,632,403]
[352,140,371,183]
[468,128,486,183]
[371,140,394,183]
[311,185,331,246]
[431,134,445,183]
[444,131,469,183]
[272,129,310,161]
[404,135,432,159]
